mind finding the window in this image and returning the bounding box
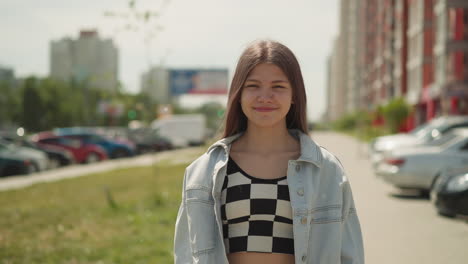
[58,138,82,148]
[40,138,59,144]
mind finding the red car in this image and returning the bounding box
[31,132,108,164]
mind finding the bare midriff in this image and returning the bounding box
[227,252,295,264]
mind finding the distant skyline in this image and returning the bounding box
[0,0,339,121]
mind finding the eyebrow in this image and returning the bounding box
[245,79,289,83]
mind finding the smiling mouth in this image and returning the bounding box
[254,107,277,112]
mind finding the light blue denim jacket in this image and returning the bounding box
[174,129,364,264]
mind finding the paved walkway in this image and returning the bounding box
[0,147,203,192]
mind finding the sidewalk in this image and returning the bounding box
[0,147,203,192]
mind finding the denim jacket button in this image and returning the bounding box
[301,217,307,225]
[295,164,300,172]
[302,255,307,262]
[297,188,304,196]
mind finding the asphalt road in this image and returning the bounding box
[312,131,468,264]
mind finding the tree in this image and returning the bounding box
[381,97,412,133]
[0,81,21,128]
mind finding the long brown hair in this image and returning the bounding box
[222,40,308,138]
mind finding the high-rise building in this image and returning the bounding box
[435,0,468,115]
[327,0,351,121]
[140,66,170,104]
[50,30,118,92]
[326,37,345,121]
[406,0,435,123]
[394,0,409,99]
[345,0,363,112]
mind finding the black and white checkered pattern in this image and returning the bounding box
[220,156,294,255]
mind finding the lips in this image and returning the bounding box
[253,107,278,112]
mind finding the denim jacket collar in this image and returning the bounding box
[207,129,323,168]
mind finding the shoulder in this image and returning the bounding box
[318,146,345,171]
[316,144,349,185]
[184,144,226,186]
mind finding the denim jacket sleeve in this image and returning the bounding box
[340,179,365,264]
[174,170,192,264]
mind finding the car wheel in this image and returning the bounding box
[27,163,38,174]
[437,209,456,218]
[85,153,100,163]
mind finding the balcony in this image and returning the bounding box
[447,0,468,8]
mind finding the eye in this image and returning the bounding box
[244,84,259,89]
[273,85,285,89]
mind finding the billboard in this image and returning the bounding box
[169,69,228,95]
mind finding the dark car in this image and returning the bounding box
[1,134,75,168]
[126,128,173,154]
[431,166,468,218]
[0,143,37,176]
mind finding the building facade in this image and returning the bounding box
[50,30,118,92]
[328,0,468,127]
[140,66,170,104]
[439,0,468,115]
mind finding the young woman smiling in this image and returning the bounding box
[174,40,364,264]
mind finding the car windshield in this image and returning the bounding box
[414,124,439,139]
[413,117,455,141]
[410,122,432,135]
[0,140,15,151]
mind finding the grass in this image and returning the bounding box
[0,162,189,264]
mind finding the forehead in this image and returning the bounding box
[246,63,288,81]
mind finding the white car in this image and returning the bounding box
[375,128,468,192]
[370,115,468,167]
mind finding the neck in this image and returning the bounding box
[237,122,299,154]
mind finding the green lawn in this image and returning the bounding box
[0,163,188,264]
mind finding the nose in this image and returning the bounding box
[257,87,274,102]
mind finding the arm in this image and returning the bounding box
[174,171,192,264]
[340,181,365,264]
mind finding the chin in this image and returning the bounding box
[247,118,286,129]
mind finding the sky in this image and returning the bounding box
[0,0,339,121]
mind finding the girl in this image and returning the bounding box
[174,40,364,264]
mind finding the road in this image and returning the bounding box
[312,132,468,264]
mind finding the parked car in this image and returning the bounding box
[55,131,136,159]
[370,115,468,167]
[431,166,468,217]
[375,128,468,193]
[0,140,49,174]
[1,134,75,168]
[32,133,108,164]
[0,154,36,177]
[126,128,173,154]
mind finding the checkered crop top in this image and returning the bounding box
[220,156,294,255]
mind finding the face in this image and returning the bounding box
[240,63,293,129]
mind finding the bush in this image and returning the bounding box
[381,97,412,133]
[332,110,372,131]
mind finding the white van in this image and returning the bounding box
[150,114,206,147]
